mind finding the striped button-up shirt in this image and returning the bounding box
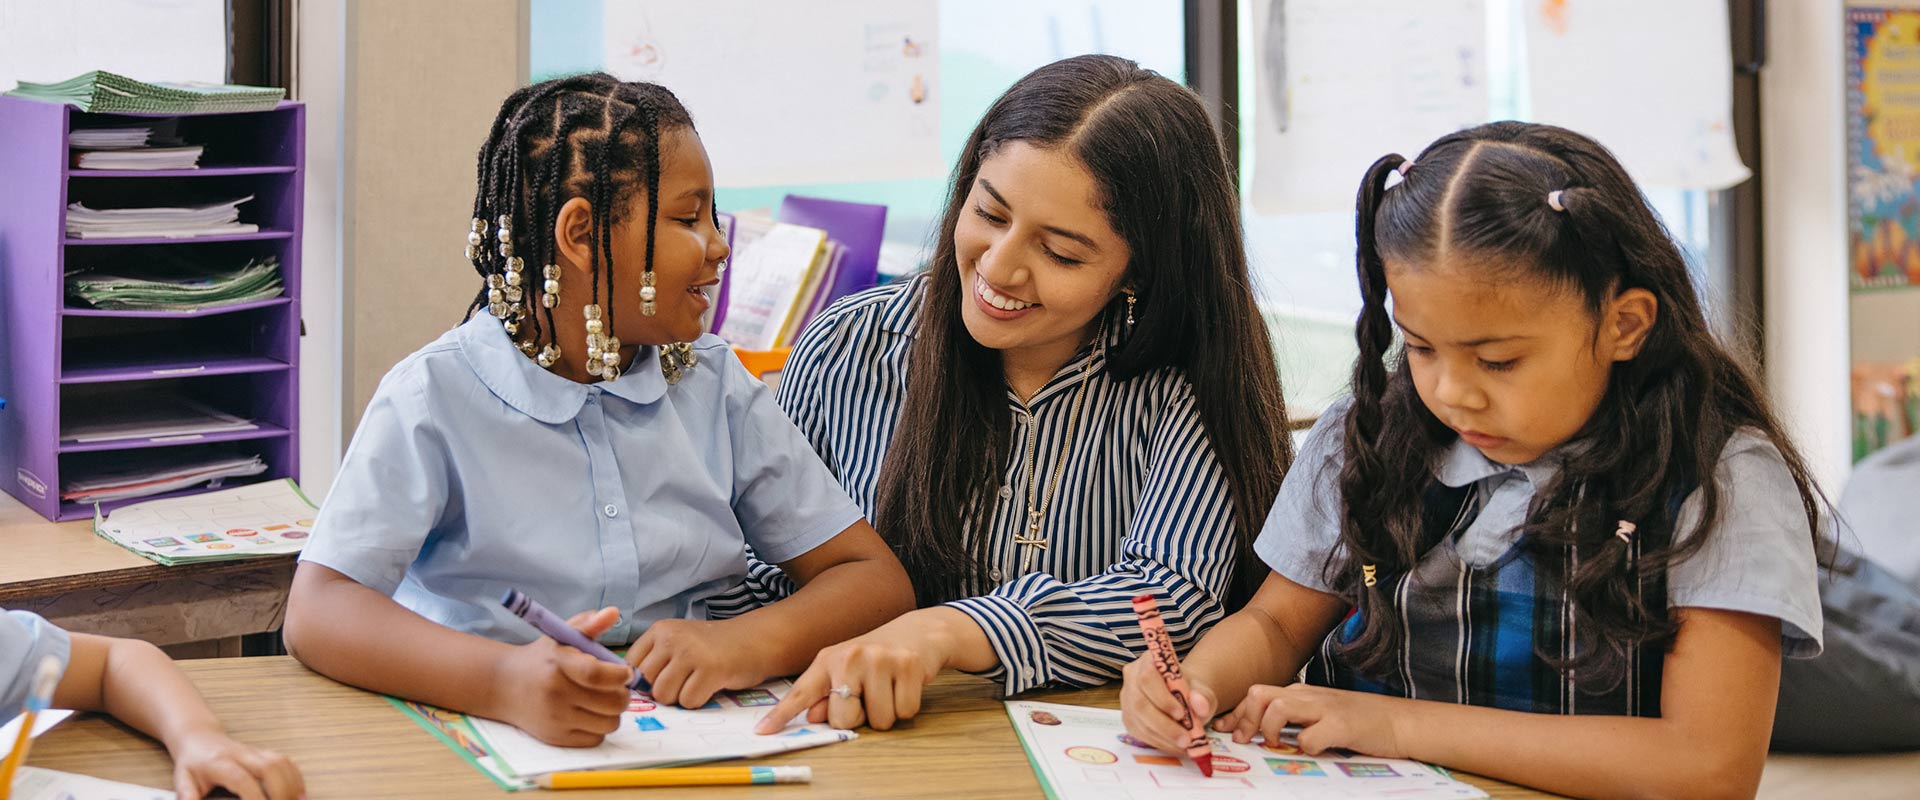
[711,275,1240,694]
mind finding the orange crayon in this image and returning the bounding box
[1132,593,1212,777]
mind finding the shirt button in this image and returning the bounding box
[998,486,1013,499]
[604,504,618,518]
[989,569,1005,582]
[1021,667,1036,679]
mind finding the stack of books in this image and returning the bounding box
[7,70,284,114]
[716,213,847,351]
[66,254,283,311]
[69,121,204,170]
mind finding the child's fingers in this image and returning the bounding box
[232,747,303,800]
[755,661,828,734]
[677,670,721,711]
[624,629,655,668]
[1258,699,1298,747]
[651,658,695,707]
[1229,694,1265,743]
[569,606,621,639]
[1123,664,1187,721]
[194,759,268,800]
[558,649,634,695]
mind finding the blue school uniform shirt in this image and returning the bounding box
[1258,400,1823,705]
[710,276,1242,695]
[300,315,863,646]
[0,610,69,725]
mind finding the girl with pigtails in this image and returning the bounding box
[284,73,913,746]
[1121,121,1826,799]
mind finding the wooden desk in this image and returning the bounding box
[0,493,293,653]
[26,657,1555,799]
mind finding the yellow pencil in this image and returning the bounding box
[0,657,62,800]
[535,765,812,789]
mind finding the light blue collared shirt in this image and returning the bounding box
[1257,398,1824,657]
[301,315,863,646]
[0,610,70,725]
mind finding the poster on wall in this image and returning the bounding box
[1847,7,1920,291]
[600,0,942,188]
[1247,0,1489,215]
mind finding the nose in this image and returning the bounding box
[973,232,1029,289]
[1431,363,1488,412]
[708,223,732,266]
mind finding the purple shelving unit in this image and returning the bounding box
[0,97,304,521]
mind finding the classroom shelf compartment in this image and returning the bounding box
[0,95,305,522]
[54,437,293,521]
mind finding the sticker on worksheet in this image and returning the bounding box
[1336,763,1400,778]
[1065,746,1117,765]
[187,533,222,543]
[143,537,182,547]
[1266,757,1326,776]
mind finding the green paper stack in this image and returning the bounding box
[67,256,283,312]
[7,70,283,113]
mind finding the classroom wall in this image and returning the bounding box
[1763,0,1852,494]
[340,0,528,435]
[296,0,346,498]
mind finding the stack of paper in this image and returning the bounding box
[69,126,153,149]
[6,70,283,113]
[393,680,856,790]
[65,196,257,239]
[67,255,283,311]
[73,145,205,170]
[63,452,267,504]
[5,768,173,800]
[92,479,317,566]
[60,392,257,445]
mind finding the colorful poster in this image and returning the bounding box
[1848,8,1920,290]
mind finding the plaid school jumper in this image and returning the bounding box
[1304,484,1671,717]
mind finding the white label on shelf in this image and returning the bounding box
[16,469,47,499]
[148,434,206,443]
[151,366,208,376]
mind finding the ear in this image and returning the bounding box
[1604,287,1658,362]
[552,196,596,278]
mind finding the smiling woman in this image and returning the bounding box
[719,54,1295,735]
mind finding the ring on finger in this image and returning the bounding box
[831,684,860,700]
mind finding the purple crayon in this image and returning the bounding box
[501,588,647,691]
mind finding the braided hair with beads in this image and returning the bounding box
[460,72,700,378]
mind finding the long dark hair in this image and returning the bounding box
[873,55,1293,607]
[460,72,697,345]
[1331,121,1824,685]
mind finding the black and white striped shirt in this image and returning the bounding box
[712,275,1240,694]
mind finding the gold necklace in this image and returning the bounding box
[1011,335,1103,574]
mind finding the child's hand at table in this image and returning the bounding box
[166,727,303,800]
[493,606,633,747]
[1118,651,1219,756]
[1213,683,1408,758]
[627,619,768,709]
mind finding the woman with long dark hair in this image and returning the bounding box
[744,55,1293,732]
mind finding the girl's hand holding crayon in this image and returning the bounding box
[1214,683,1407,759]
[167,726,304,800]
[1118,651,1219,758]
[494,607,633,747]
[625,618,770,709]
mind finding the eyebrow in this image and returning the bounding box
[676,187,712,203]
[977,179,1102,253]
[1393,317,1532,348]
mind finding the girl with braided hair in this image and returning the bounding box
[285,74,912,747]
[1120,122,1827,798]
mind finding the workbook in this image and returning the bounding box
[1006,701,1487,800]
[393,679,854,791]
[91,479,317,566]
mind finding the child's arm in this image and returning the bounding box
[283,562,634,747]
[52,633,303,799]
[1120,570,1349,748]
[625,519,913,708]
[1215,608,1781,800]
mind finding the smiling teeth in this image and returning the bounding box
[978,278,1035,311]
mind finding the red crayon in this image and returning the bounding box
[1132,593,1213,777]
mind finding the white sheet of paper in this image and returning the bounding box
[1248,0,1489,215]
[1523,0,1749,190]
[601,0,941,187]
[0,709,74,759]
[469,680,855,777]
[7,767,173,800]
[0,0,224,92]
[1006,701,1487,800]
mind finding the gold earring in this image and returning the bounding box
[1125,293,1137,326]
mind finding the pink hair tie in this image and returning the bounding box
[1547,190,1567,212]
[1397,159,1415,177]
[1614,520,1637,544]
